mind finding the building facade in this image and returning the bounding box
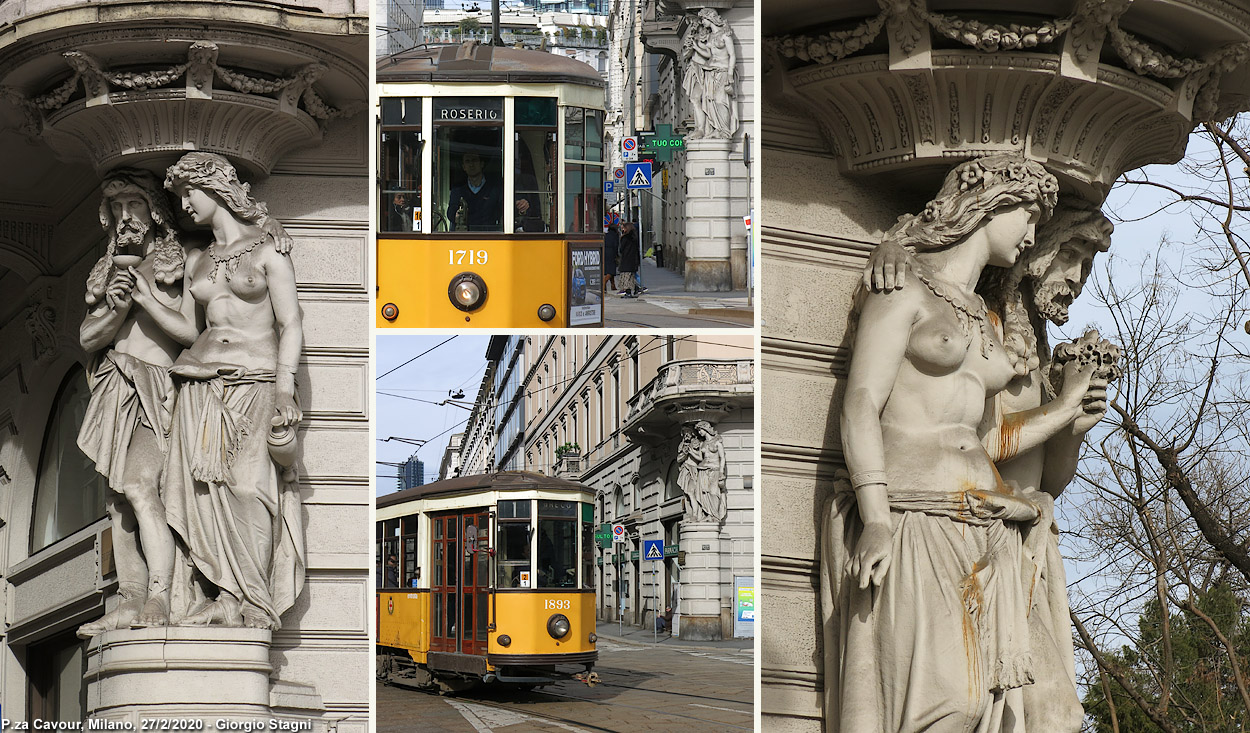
[0,0,371,726]
[606,0,755,291]
[484,335,753,639]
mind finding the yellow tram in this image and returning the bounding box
[376,41,607,328]
[376,471,598,692]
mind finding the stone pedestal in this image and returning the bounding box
[85,627,325,729]
[678,521,724,641]
[683,139,736,292]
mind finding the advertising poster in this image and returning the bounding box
[569,244,604,326]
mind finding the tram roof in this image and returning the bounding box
[377,42,605,88]
[378,470,592,508]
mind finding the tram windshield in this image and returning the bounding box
[378,94,604,236]
[495,498,594,589]
[537,500,578,588]
[434,97,505,233]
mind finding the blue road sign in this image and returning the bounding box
[604,180,615,194]
[626,162,653,189]
[643,539,664,561]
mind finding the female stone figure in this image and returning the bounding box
[161,152,305,630]
[825,155,1096,732]
[681,8,738,139]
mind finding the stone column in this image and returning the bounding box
[677,521,724,640]
[683,138,735,291]
[85,628,324,728]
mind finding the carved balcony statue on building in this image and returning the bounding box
[76,169,194,637]
[863,193,1117,730]
[676,420,727,524]
[682,8,738,140]
[161,152,305,630]
[826,155,1118,732]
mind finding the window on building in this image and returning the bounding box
[433,97,504,232]
[30,368,106,553]
[27,630,87,722]
[380,96,423,233]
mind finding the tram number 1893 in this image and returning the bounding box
[544,599,571,610]
[449,249,489,265]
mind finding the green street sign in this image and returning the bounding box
[595,522,612,549]
[641,123,684,163]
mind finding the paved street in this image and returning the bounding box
[376,623,754,732]
[604,259,753,329]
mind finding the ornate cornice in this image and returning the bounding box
[0,7,367,176]
[763,1,1250,200]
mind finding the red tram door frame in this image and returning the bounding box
[430,509,491,656]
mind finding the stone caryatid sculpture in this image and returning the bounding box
[161,152,306,630]
[77,169,196,637]
[682,8,738,140]
[677,420,727,523]
[825,155,1110,732]
[865,197,1116,730]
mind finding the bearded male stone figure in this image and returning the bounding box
[77,169,198,636]
[865,198,1113,731]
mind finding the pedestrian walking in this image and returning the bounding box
[603,224,619,290]
[618,221,641,297]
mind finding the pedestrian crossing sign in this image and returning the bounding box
[644,539,664,560]
[626,162,653,189]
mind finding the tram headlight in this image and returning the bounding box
[448,273,487,312]
[547,613,571,640]
[498,634,512,647]
[380,302,399,321]
[537,303,557,322]
[588,633,597,644]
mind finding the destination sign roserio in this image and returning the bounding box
[434,97,503,121]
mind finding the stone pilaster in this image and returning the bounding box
[677,521,724,640]
[683,138,735,291]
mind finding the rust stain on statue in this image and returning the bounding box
[996,412,1022,462]
[960,557,988,704]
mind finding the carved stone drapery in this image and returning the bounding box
[764,1,1250,200]
[682,8,740,140]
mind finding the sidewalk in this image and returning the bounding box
[595,619,754,651]
[604,258,754,328]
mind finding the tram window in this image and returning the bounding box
[380,131,422,233]
[564,107,603,163]
[497,518,531,588]
[381,518,401,588]
[380,97,422,233]
[537,500,577,588]
[433,97,505,233]
[516,98,557,233]
[564,164,604,234]
[402,514,418,587]
[581,503,595,590]
[498,499,530,519]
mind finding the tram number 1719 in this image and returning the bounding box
[544,599,572,610]
[449,249,489,265]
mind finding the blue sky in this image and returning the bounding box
[375,335,491,496]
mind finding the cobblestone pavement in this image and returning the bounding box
[376,638,754,732]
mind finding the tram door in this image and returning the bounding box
[431,510,490,656]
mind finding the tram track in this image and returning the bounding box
[386,674,753,732]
